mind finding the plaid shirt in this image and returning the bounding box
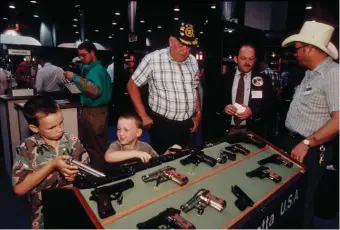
[132,47,200,121]
[261,68,281,90]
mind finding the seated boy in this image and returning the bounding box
[105,113,181,163]
[12,95,90,229]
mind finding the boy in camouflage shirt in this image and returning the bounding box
[104,113,181,164]
[12,95,90,229]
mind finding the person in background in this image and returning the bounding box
[127,22,201,154]
[64,41,112,171]
[260,61,281,93]
[107,56,114,84]
[12,95,90,229]
[280,21,339,228]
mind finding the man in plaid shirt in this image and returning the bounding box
[127,22,201,154]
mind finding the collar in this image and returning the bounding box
[306,57,332,80]
[236,68,251,78]
[43,62,51,67]
[86,60,102,70]
[34,133,68,147]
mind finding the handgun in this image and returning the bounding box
[258,154,293,168]
[66,157,106,178]
[89,179,134,219]
[246,166,282,183]
[180,189,226,215]
[141,166,189,187]
[136,208,196,229]
[217,150,236,164]
[159,147,202,163]
[180,150,217,167]
[226,133,267,148]
[231,185,255,211]
[246,134,267,148]
[225,144,250,156]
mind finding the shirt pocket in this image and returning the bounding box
[299,88,323,107]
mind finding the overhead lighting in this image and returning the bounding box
[140,20,145,23]
[112,33,115,36]
[174,17,179,20]
[148,29,152,32]
[200,31,203,34]
[2,17,8,20]
[305,3,313,9]
[211,3,216,9]
[74,4,80,8]
[112,21,117,25]
[73,18,78,22]
[157,25,162,29]
[120,27,124,30]
[205,20,208,24]
[9,4,15,9]
[108,36,112,39]
[174,5,180,11]
[73,24,77,27]
[115,11,120,16]
[229,55,232,59]
[33,14,39,18]
[228,29,233,33]
[95,29,99,32]
[30,0,37,3]
[75,31,79,34]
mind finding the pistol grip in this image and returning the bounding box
[91,193,116,219]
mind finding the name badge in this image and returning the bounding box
[251,91,263,99]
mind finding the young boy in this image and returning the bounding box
[12,95,90,229]
[105,113,181,163]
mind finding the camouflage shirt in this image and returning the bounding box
[12,132,90,229]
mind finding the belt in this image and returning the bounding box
[81,104,107,108]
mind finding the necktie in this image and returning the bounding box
[234,73,245,126]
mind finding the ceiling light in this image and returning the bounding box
[115,11,120,16]
[205,20,209,24]
[75,4,80,8]
[140,20,145,23]
[211,3,216,9]
[9,4,15,9]
[108,36,112,39]
[174,17,179,20]
[30,0,37,3]
[148,29,152,32]
[120,27,124,30]
[2,17,8,20]
[73,24,77,27]
[75,31,79,34]
[33,14,39,18]
[228,29,233,33]
[157,25,162,29]
[200,31,203,34]
[174,5,180,11]
[305,3,313,9]
[95,29,99,32]
[73,18,78,22]
[112,21,117,25]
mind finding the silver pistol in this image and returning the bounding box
[66,157,106,178]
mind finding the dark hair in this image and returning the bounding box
[23,95,60,127]
[236,43,257,56]
[78,41,97,55]
[35,51,50,63]
[119,113,143,129]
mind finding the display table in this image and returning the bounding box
[43,133,306,229]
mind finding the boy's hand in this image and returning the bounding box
[53,155,79,178]
[135,151,152,163]
[165,144,182,155]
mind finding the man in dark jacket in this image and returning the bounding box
[216,43,275,138]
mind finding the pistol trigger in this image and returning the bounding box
[197,208,204,216]
[116,194,123,205]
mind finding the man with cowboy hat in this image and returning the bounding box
[281,21,339,228]
[127,21,201,154]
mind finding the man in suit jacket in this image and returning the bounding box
[216,44,274,138]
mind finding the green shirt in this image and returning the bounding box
[73,60,112,107]
[12,132,90,229]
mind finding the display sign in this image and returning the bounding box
[8,49,31,56]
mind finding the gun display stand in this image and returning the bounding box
[42,132,306,229]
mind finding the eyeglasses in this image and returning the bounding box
[79,52,89,58]
[293,45,309,54]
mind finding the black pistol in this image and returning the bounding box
[89,179,134,219]
[136,208,196,229]
[258,154,293,168]
[217,150,236,164]
[246,166,282,183]
[180,150,217,167]
[225,144,250,156]
[231,185,255,211]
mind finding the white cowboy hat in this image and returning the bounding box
[282,21,338,59]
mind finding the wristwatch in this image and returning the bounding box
[303,139,311,148]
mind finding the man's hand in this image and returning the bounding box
[191,114,201,133]
[53,155,79,179]
[164,144,182,155]
[224,104,237,116]
[235,104,252,120]
[141,115,153,129]
[63,71,75,81]
[135,151,152,163]
[291,142,309,163]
